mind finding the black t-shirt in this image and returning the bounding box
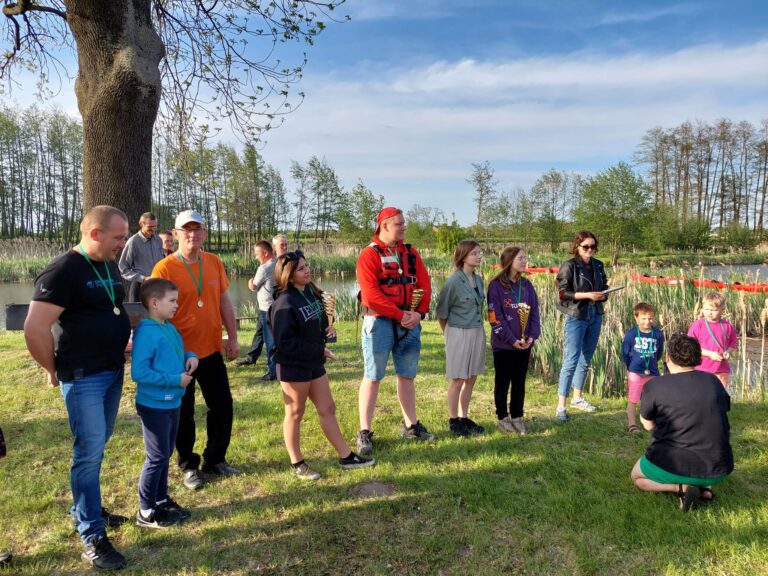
[32,250,131,381]
[640,370,733,478]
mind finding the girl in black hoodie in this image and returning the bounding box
[270,251,375,480]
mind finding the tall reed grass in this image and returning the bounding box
[528,266,768,401]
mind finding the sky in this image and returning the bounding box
[6,0,768,225]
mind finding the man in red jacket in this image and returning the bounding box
[355,207,434,455]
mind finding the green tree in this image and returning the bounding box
[573,162,652,262]
[0,1,346,225]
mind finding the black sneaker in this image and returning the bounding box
[449,418,470,437]
[0,551,12,567]
[234,358,255,366]
[400,420,435,441]
[135,507,183,529]
[356,430,374,455]
[183,469,205,490]
[257,372,276,382]
[157,496,191,520]
[102,507,129,528]
[81,535,126,570]
[201,460,241,476]
[461,417,485,435]
[339,452,376,470]
[71,507,128,531]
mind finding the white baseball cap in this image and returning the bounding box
[174,210,205,229]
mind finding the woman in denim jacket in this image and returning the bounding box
[554,231,609,422]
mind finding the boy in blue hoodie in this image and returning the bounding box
[621,302,664,434]
[132,278,198,528]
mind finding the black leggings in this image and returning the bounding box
[493,348,531,419]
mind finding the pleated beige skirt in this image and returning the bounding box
[444,325,486,379]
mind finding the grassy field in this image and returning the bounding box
[0,322,767,575]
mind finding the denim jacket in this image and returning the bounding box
[556,257,609,319]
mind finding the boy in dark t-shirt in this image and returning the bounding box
[631,333,733,512]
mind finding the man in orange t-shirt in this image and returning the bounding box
[151,210,240,490]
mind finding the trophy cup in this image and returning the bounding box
[410,288,425,311]
[517,303,531,340]
[322,292,337,343]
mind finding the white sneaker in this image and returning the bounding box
[570,398,597,412]
[497,416,515,433]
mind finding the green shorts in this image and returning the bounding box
[640,456,728,487]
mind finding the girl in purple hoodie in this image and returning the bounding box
[487,247,541,435]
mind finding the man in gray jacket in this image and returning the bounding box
[236,240,277,381]
[119,212,164,302]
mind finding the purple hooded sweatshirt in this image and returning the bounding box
[487,276,541,351]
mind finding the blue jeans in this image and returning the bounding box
[558,307,603,398]
[260,310,276,377]
[60,369,124,543]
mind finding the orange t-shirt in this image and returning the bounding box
[151,252,230,358]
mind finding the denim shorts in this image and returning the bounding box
[361,315,421,381]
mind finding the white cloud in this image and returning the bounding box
[596,4,698,26]
[260,39,768,223]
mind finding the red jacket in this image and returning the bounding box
[357,236,431,321]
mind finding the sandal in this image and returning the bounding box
[677,484,701,512]
[699,487,715,503]
[627,424,642,434]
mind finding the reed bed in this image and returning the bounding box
[528,266,768,401]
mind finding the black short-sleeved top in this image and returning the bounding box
[640,370,734,478]
[32,250,131,381]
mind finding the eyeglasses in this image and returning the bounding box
[579,244,597,251]
[283,250,304,262]
[176,226,205,236]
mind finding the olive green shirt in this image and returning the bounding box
[436,270,485,328]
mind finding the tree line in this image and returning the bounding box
[0,106,766,253]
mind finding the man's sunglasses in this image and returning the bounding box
[283,250,304,261]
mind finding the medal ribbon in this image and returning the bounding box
[151,319,185,364]
[177,252,203,300]
[77,244,117,310]
[636,326,653,373]
[460,270,484,306]
[386,246,401,271]
[297,285,323,317]
[704,318,727,352]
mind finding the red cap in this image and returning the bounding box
[374,207,402,234]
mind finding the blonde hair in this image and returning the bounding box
[80,205,128,236]
[703,291,726,308]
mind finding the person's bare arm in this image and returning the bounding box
[640,416,655,431]
[220,291,240,360]
[438,318,447,333]
[24,301,65,387]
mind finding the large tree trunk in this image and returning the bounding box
[67,0,164,227]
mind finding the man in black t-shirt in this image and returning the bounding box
[631,333,733,512]
[24,205,131,570]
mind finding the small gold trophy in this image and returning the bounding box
[517,303,531,340]
[322,292,337,343]
[410,288,425,311]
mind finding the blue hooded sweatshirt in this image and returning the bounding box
[131,318,197,409]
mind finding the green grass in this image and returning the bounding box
[0,324,767,575]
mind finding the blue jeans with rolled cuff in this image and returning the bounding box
[557,306,603,398]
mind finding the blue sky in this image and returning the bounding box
[7,1,768,225]
[258,0,768,224]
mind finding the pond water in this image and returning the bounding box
[4,263,768,328]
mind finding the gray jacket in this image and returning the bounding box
[119,232,164,283]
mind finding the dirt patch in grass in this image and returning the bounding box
[349,480,396,499]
